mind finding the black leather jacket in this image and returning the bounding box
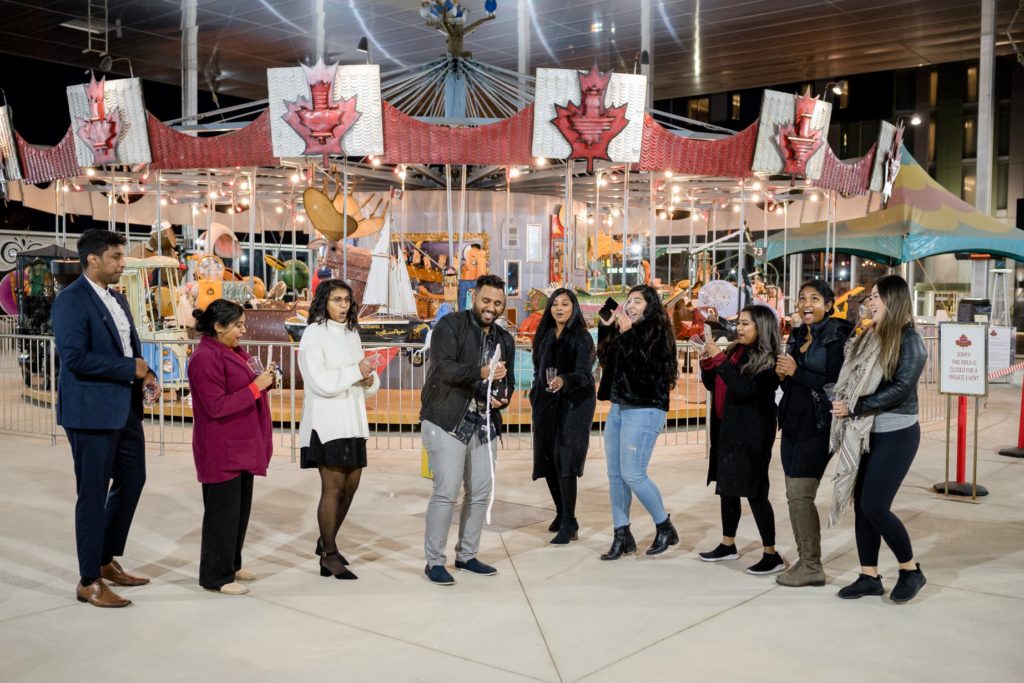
[850,325,927,417]
[420,311,516,433]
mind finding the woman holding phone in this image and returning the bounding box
[530,288,596,545]
[596,285,679,560]
[188,299,275,595]
[298,279,379,581]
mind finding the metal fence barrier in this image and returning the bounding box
[0,327,947,460]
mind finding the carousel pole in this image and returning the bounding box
[445,164,454,265]
[594,169,601,289]
[648,171,655,286]
[738,179,746,311]
[783,201,790,306]
[688,197,695,293]
[504,166,511,278]
[108,169,115,231]
[622,165,630,288]
[248,169,256,287]
[342,159,349,281]
[563,161,573,286]
[458,164,467,277]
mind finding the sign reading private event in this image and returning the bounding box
[939,323,988,396]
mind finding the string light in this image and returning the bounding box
[535,157,547,167]
[85,168,96,177]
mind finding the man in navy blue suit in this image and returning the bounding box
[52,229,158,608]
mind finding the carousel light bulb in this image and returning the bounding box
[227,206,235,214]
[240,180,250,191]
[535,156,547,167]
[598,176,608,187]
[290,172,301,183]
[208,189,218,199]
[659,211,668,219]
[508,167,520,178]
[121,183,131,192]
[664,170,673,178]
[371,157,381,167]
[398,169,407,180]
[296,214,306,223]
[85,167,96,177]
[72,183,81,191]
[170,197,178,204]
[240,196,250,206]
[587,216,594,224]
[750,193,760,202]
[809,193,820,202]
[62,184,70,193]
[752,181,763,191]
[732,204,740,212]
[159,197,168,206]
[275,205,284,214]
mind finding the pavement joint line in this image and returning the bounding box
[574,584,780,682]
[247,592,550,682]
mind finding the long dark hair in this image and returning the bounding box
[532,288,589,365]
[798,279,836,317]
[193,299,245,337]
[598,284,678,393]
[727,304,781,375]
[308,279,359,330]
[851,274,914,379]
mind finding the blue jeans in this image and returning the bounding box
[604,403,668,528]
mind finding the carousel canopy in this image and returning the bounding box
[760,148,1024,265]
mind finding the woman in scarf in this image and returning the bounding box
[830,275,928,603]
[698,304,784,575]
[530,288,596,545]
[774,281,854,587]
[596,285,680,559]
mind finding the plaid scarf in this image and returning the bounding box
[828,331,885,527]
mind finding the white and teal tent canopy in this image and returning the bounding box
[759,149,1024,265]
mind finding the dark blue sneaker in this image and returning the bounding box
[424,564,455,586]
[454,558,497,576]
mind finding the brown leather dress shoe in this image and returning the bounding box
[76,579,132,608]
[101,560,150,587]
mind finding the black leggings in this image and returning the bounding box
[721,493,776,547]
[853,423,920,566]
[544,471,578,521]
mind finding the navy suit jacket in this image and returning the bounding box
[52,275,145,430]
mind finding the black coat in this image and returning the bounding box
[701,348,780,498]
[419,311,516,434]
[530,327,597,479]
[596,321,671,411]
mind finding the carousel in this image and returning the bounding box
[0,0,899,427]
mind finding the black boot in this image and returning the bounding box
[550,518,579,545]
[645,515,679,556]
[600,525,637,560]
[547,514,563,533]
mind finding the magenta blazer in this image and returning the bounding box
[187,336,273,484]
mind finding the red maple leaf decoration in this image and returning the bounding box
[777,88,824,176]
[955,334,972,348]
[282,60,361,163]
[551,65,630,172]
[77,74,122,165]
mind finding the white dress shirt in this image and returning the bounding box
[86,276,133,357]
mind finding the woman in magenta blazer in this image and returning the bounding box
[187,300,275,595]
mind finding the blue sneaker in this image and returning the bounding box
[424,564,455,586]
[454,558,497,576]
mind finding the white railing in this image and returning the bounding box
[0,332,947,458]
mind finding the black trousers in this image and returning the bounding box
[854,423,920,566]
[721,492,776,547]
[65,417,147,581]
[200,472,254,590]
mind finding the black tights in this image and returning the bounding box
[854,424,920,566]
[544,471,578,521]
[317,466,362,554]
[721,493,776,547]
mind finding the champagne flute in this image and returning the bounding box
[545,367,558,392]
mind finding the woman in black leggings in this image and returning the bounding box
[831,275,928,603]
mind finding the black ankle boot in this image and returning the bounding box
[600,525,637,560]
[550,518,579,545]
[547,514,563,533]
[646,515,679,556]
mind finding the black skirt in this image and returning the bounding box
[300,430,368,470]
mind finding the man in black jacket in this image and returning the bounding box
[421,274,515,586]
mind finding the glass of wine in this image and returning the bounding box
[545,367,558,391]
[246,356,265,377]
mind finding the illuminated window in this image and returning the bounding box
[965,65,978,103]
[838,81,849,109]
[687,97,710,122]
[928,120,936,164]
[963,115,977,158]
[961,166,976,205]
[996,160,1008,211]
[928,71,938,108]
[730,93,741,121]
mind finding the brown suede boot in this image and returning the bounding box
[776,477,826,587]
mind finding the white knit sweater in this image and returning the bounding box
[297,319,380,447]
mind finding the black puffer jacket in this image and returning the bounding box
[778,316,855,434]
[419,311,516,433]
[596,321,672,412]
[849,325,927,417]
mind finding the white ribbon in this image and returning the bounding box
[484,344,502,525]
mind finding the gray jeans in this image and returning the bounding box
[422,420,495,567]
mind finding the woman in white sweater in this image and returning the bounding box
[298,279,379,580]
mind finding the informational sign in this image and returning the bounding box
[987,326,1015,383]
[939,323,989,396]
